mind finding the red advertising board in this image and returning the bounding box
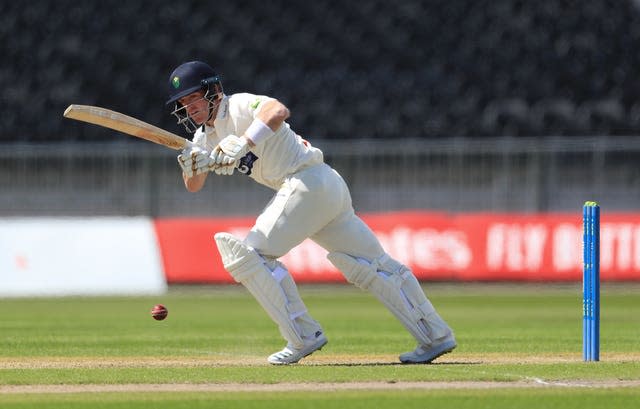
[154,211,640,283]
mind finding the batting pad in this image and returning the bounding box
[328,252,451,347]
[214,232,304,349]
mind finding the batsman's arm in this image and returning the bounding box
[255,99,290,131]
[184,171,208,192]
[200,99,291,183]
[239,99,290,147]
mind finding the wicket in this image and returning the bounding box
[582,201,600,361]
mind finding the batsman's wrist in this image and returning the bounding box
[244,118,274,145]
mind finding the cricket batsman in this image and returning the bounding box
[167,60,457,364]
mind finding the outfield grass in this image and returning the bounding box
[0,283,638,408]
[2,389,640,409]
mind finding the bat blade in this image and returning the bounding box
[63,104,190,150]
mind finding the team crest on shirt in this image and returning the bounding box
[250,98,261,110]
[237,152,258,175]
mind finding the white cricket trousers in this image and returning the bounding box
[244,163,385,262]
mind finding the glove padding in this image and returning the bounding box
[196,149,236,175]
[213,135,250,167]
[213,163,235,175]
[177,146,209,178]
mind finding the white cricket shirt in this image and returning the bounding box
[193,93,324,190]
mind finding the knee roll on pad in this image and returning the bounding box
[215,232,262,282]
[327,252,451,346]
[327,252,377,289]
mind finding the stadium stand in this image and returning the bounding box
[1,0,640,141]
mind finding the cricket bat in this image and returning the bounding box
[63,104,192,150]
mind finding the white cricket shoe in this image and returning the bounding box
[267,331,328,365]
[399,336,457,364]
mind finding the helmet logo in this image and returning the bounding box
[172,76,180,89]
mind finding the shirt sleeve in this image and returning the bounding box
[246,94,276,117]
[227,93,277,136]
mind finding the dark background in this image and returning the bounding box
[3,0,640,142]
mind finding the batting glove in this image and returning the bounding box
[214,134,250,165]
[207,149,236,176]
[213,163,235,176]
[193,150,213,173]
[177,146,208,178]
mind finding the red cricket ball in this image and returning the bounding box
[151,304,168,321]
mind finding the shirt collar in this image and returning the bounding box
[215,95,229,120]
[203,95,228,134]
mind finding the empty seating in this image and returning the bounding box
[1,0,638,141]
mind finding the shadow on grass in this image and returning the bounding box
[306,361,482,367]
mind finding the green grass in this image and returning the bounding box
[2,389,640,409]
[0,283,638,408]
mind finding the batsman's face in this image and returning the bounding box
[179,91,210,125]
